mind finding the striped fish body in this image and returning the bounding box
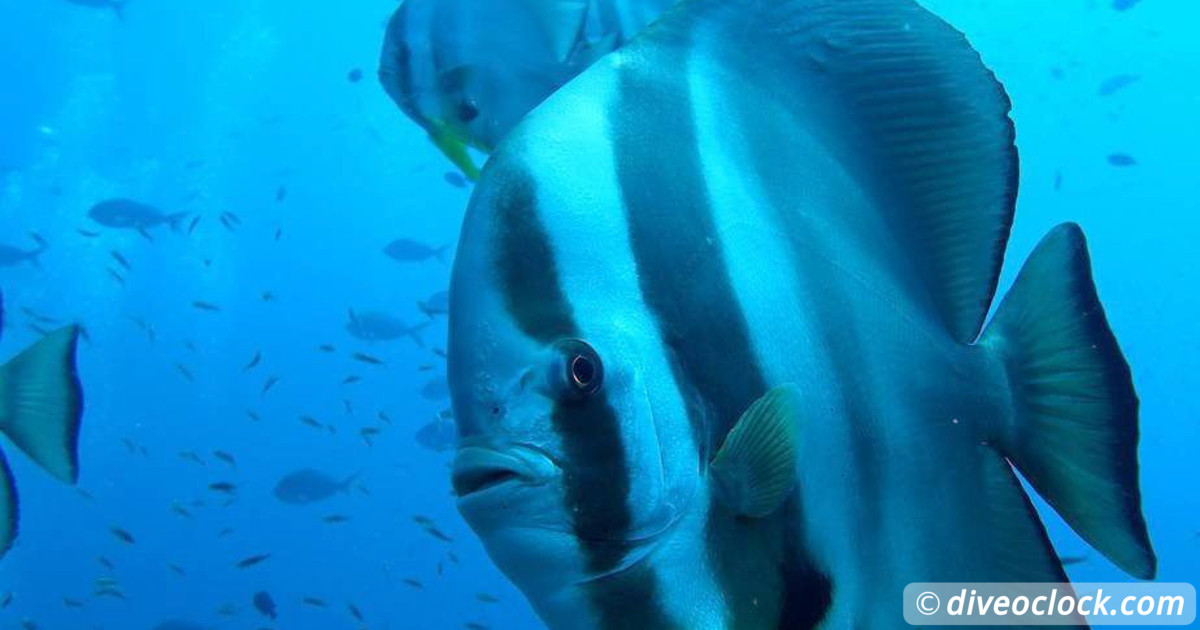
[447,1,1155,629]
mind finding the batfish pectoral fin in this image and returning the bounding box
[0,450,17,558]
[709,385,801,519]
[428,123,481,182]
[980,224,1156,579]
[0,326,84,485]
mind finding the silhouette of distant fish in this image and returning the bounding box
[110,526,135,545]
[401,577,424,589]
[243,351,262,371]
[273,469,356,505]
[382,238,449,264]
[1099,74,1140,97]
[252,591,277,620]
[419,375,449,400]
[1113,0,1141,11]
[414,419,456,453]
[234,553,270,569]
[352,352,385,366]
[1108,153,1138,167]
[88,199,187,233]
[0,234,48,269]
[417,290,449,318]
[346,309,427,345]
[444,172,469,189]
[0,294,85,558]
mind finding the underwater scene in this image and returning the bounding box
[0,0,1197,628]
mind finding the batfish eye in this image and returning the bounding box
[457,99,480,123]
[553,339,604,400]
[570,354,597,390]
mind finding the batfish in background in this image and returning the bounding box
[379,0,676,180]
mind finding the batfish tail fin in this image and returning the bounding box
[434,244,451,265]
[0,326,85,485]
[980,223,1155,579]
[0,451,17,558]
[25,232,48,269]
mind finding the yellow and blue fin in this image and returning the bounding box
[428,123,480,182]
[981,224,1155,579]
[710,385,800,518]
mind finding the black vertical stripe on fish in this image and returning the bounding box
[611,51,821,628]
[550,398,631,573]
[490,167,576,344]
[489,164,666,628]
[724,73,877,621]
[611,59,763,455]
[776,497,833,630]
[584,550,676,630]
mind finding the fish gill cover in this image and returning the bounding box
[0,0,1195,629]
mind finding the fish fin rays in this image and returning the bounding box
[629,0,1017,343]
[709,385,800,518]
[981,224,1155,579]
[0,326,85,484]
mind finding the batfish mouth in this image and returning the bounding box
[452,446,550,499]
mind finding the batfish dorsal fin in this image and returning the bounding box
[625,0,1018,343]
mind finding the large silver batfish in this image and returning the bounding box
[379,0,676,180]
[446,0,1156,628]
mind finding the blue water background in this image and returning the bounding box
[0,0,1196,628]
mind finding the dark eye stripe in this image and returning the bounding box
[490,163,670,627]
